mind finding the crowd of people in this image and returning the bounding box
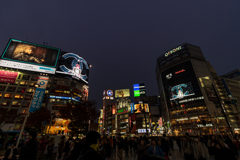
[2,131,240,160]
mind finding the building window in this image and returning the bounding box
[45,90,49,94]
[50,99,55,103]
[29,82,35,87]
[12,101,20,107]
[0,93,2,97]
[0,86,6,91]
[31,76,38,81]
[19,81,28,86]
[17,88,26,93]
[17,74,22,79]
[14,94,23,99]
[22,75,30,80]
[22,102,30,107]
[4,94,13,99]
[24,95,32,100]
[26,88,35,93]
[1,101,8,106]
[7,87,16,92]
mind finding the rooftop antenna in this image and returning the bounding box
[46,42,48,46]
[43,42,45,45]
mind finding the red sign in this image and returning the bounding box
[175,69,185,74]
[0,70,18,84]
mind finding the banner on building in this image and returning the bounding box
[0,70,18,84]
[29,76,49,112]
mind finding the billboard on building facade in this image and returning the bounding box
[56,52,89,84]
[133,83,146,97]
[115,89,130,98]
[0,39,60,74]
[0,70,18,84]
[168,82,195,100]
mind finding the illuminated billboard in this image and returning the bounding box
[0,39,60,74]
[168,82,195,100]
[133,83,146,97]
[134,103,149,113]
[0,70,18,84]
[115,89,130,98]
[56,52,89,83]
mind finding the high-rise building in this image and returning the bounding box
[156,43,228,135]
[208,67,240,133]
[0,39,90,135]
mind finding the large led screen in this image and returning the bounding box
[115,89,130,98]
[168,82,195,100]
[0,39,60,74]
[56,52,89,83]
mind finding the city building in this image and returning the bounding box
[208,66,240,133]
[156,43,228,135]
[0,39,90,135]
[102,89,115,135]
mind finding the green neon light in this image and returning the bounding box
[134,90,140,97]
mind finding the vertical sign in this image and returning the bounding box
[158,117,162,127]
[133,83,146,97]
[29,76,49,112]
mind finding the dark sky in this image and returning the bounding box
[1,1,240,108]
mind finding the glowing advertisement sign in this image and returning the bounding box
[107,90,113,96]
[0,39,60,74]
[115,89,130,98]
[165,46,182,57]
[138,129,151,133]
[56,52,89,83]
[0,70,18,84]
[169,82,195,100]
[29,76,49,112]
[133,83,146,97]
[49,96,80,101]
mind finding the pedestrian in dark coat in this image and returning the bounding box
[77,131,103,160]
[137,139,150,160]
[20,131,39,160]
[4,143,17,160]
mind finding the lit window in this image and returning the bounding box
[45,90,49,93]
[12,101,18,105]
[27,88,34,93]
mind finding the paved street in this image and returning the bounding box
[111,142,184,160]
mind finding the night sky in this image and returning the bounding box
[1,1,240,108]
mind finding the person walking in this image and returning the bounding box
[46,138,55,160]
[161,134,170,157]
[124,137,129,156]
[148,139,164,157]
[37,135,48,160]
[19,131,39,160]
[181,135,197,160]
[4,143,17,160]
[157,140,167,159]
[196,136,210,160]
[213,141,238,160]
[62,138,71,159]
[58,136,65,160]
[116,134,124,160]
[176,137,181,152]
[137,139,150,160]
[77,131,102,160]
[103,137,111,160]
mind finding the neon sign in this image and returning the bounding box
[175,69,185,74]
[165,46,182,57]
